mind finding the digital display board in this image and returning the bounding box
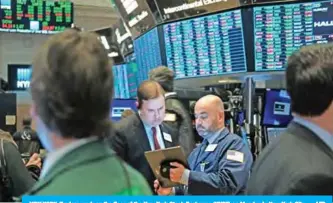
[134,27,164,84]
[125,53,136,63]
[112,63,139,99]
[0,0,73,34]
[154,0,241,22]
[111,0,157,38]
[7,64,31,91]
[113,64,129,99]
[113,18,134,57]
[126,63,139,98]
[252,0,297,4]
[254,0,333,71]
[164,9,247,79]
[95,27,124,64]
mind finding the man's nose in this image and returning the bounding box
[196,118,202,125]
[155,111,161,118]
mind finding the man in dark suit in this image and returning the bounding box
[25,30,151,195]
[247,44,333,194]
[149,66,196,157]
[111,80,179,191]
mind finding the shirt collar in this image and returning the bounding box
[41,136,98,178]
[293,115,333,151]
[205,127,225,144]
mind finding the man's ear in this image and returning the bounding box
[135,100,139,109]
[218,111,224,122]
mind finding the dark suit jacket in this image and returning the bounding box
[247,122,333,194]
[2,140,36,200]
[164,93,196,157]
[110,113,179,190]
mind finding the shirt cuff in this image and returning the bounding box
[180,169,190,185]
[170,187,176,195]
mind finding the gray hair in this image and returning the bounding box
[149,66,174,92]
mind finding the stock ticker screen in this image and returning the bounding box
[112,63,138,99]
[0,0,73,34]
[254,0,333,71]
[134,27,163,84]
[164,9,247,79]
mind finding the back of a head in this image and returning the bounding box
[22,116,32,126]
[286,44,333,116]
[149,66,174,92]
[30,29,113,138]
[137,80,165,109]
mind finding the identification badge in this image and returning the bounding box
[200,162,207,172]
[205,144,218,152]
[226,150,244,163]
[163,133,172,142]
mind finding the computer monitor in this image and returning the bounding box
[164,9,247,79]
[111,99,137,121]
[126,63,139,98]
[263,89,293,126]
[112,63,138,99]
[254,0,333,71]
[7,64,31,91]
[134,27,164,85]
[112,64,128,99]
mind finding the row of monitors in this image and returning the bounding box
[0,0,74,34]
[112,0,297,39]
[133,0,333,80]
[6,63,292,128]
[110,88,293,127]
[6,63,141,101]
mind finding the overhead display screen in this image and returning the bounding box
[112,63,138,99]
[252,0,297,4]
[254,0,333,71]
[111,0,157,38]
[154,0,241,22]
[164,9,247,79]
[7,64,31,91]
[0,0,73,34]
[113,18,134,57]
[95,28,124,64]
[134,27,163,84]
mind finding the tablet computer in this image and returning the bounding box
[144,146,188,188]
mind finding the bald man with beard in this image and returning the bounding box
[154,95,253,195]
